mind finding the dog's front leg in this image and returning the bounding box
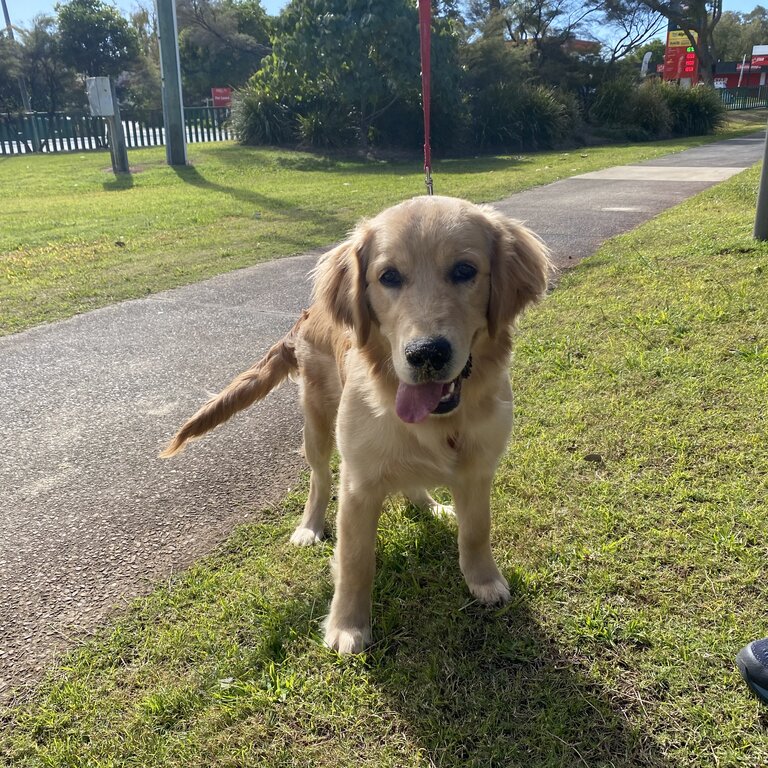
[451,474,511,606]
[323,467,384,654]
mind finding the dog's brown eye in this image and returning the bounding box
[380,268,404,288]
[451,262,477,283]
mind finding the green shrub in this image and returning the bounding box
[472,83,572,151]
[589,79,725,139]
[295,101,357,149]
[631,81,672,137]
[589,78,635,126]
[661,83,727,136]
[230,84,293,146]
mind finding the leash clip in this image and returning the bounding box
[425,165,434,196]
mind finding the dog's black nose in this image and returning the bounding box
[404,336,452,371]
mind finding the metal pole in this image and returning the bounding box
[154,0,187,166]
[1,0,41,153]
[753,119,768,239]
[737,54,746,88]
[1,0,30,111]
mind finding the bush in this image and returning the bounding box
[661,83,727,136]
[472,83,573,151]
[589,78,635,126]
[589,78,725,140]
[230,84,293,146]
[631,81,672,137]
[295,100,357,149]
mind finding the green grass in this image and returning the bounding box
[1,113,764,335]
[3,155,768,764]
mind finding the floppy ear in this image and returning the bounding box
[312,230,371,347]
[485,210,552,338]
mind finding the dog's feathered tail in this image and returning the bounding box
[159,313,306,458]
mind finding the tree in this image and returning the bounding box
[464,0,605,89]
[466,0,602,45]
[177,0,271,102]
[713,6,768,62]
[0,31,22,111]
[600,0,665,67]
[617,36,666,76]
[257,0,423,148]
[18,14,82,112]
[634,0,722,83]
[119,5,162,113]
[56,0,140,77]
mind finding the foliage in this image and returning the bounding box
[632,0,722,84]
[118,6,162,114]
[295,100,357,149]
[713,6,768,62]
[589,77,636,125]
[0,32,22,112]
[177,0,272,104]
[233,0,466,151]
[662,82,727,136]
[254,0,424,148]
[630,79,672,136]
[617,38,666,79]
[56,0,141,77]
[590,78,724,139]
[600,0,665,65]
[472,82,574,150]
[18,15,83,112]
[229,83,293,145]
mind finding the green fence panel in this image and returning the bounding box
[719,87,768,110]
[1,107,232,154]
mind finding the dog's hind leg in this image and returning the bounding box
[405,488,454,518]
[290,395,335,547]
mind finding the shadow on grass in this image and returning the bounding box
[362,511,669,768]
[171,163,292,209]
[170,163,352,246]
[208,142,534,178]
[103,172,135,191]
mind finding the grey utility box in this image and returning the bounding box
[86,77,115,117]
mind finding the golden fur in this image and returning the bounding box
[161,195,551,653]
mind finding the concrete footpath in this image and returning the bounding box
[1,133,764,701]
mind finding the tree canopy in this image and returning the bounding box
[56,0,141,77]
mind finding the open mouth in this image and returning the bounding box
[395,357,472,424]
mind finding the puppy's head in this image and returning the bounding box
[313,196,551,422]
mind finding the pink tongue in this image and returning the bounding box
[395,381,446,423]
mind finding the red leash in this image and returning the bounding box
[418,0,433,195]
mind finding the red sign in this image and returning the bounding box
[663,45,699,81]
[752,55,768,66]
[211,87,232,107]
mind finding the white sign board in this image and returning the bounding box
[86,77,115,117]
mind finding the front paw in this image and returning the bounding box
[467,574,511,606]
[322,616,371,654]
[290,526,324,547]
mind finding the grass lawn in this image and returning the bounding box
[2,150,768,763]
[1,111,765,336]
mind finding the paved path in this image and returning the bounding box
[1,133,764,701]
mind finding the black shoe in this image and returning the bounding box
[736,638,768,704]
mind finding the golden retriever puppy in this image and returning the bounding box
[161,195,551,653]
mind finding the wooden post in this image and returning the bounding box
[107,79,130,174]
[86,76,130,174]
